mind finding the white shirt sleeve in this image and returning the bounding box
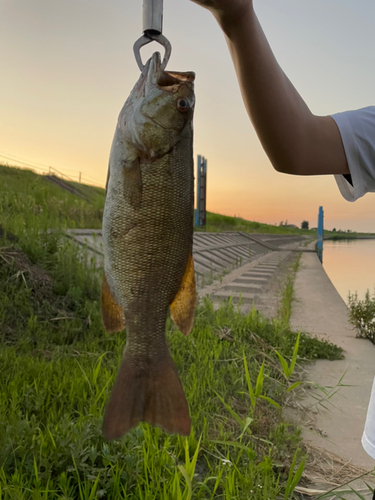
[331,106,375,202]
[362,377,375,460]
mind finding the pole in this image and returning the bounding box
[195,156,201,227]
[200,157,207,226]
[195,155,207,227]
[317,206,324,263]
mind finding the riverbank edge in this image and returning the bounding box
[290,241,375,473]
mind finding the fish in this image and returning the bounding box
[101,52,196,440]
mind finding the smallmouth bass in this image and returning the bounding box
[101,52,196,439]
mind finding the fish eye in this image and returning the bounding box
[177,99,189,112]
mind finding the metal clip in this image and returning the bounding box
[133,33,172,72]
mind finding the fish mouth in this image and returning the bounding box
[147,52,195,90]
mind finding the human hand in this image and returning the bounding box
[189,0,252,27]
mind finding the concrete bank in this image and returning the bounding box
[290,243,375,494]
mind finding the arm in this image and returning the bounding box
[191,0,349,176]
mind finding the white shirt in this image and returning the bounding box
[332,106,375,202]
[331,106,375,460]
[362,377,375,460]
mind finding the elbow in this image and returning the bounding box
[269,150,309,176]
[261,116,322,175]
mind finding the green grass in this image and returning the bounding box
[0,164,105,233]
[277,255,302,328]
[0,247,343,498]
[0,163,344,498]
[0,258,342,499]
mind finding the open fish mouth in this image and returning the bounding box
[134,53,195,102]
[147,52,195,90]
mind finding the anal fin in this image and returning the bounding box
[101,273,125,333]
[170,253,196,336]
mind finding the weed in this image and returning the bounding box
[348,290,375,344]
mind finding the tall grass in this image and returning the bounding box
[0,263,343,499]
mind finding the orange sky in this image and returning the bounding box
[1,0,375,232]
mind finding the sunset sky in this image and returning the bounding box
[1,0,375,232]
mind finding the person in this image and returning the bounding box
[189,0,375,491]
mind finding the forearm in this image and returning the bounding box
[216,4,349,175]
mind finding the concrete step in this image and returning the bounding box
[242,271,274,278]
[214,290,257,303]
[221,283,263,293]
[232,277,269,284]
[254,265,278,269]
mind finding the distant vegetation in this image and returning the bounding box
[199,212,314,235]
[202,212,375,239]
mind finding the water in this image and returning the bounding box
[323,239,375,304]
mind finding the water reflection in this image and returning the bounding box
[323,239,375,303]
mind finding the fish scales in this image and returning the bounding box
[101,52,197,439]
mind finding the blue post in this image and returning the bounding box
[195,155,202,227]
[195,155,207,227]
[317,206,324,263]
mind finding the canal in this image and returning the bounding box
[323,238,375,303]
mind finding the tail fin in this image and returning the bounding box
[103,350,191,440]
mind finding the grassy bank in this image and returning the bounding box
[0,164,346,498]
[0,164,333,237]
[0,248,343,499]
[0,164,105,233]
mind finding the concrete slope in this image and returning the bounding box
[199,247,301,319]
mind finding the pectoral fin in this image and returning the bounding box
[123,157,142,208]
[101,273,125,333]
[105,164,110,194]
[170,253,196,336]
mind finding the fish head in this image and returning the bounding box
[119,52,195,158]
